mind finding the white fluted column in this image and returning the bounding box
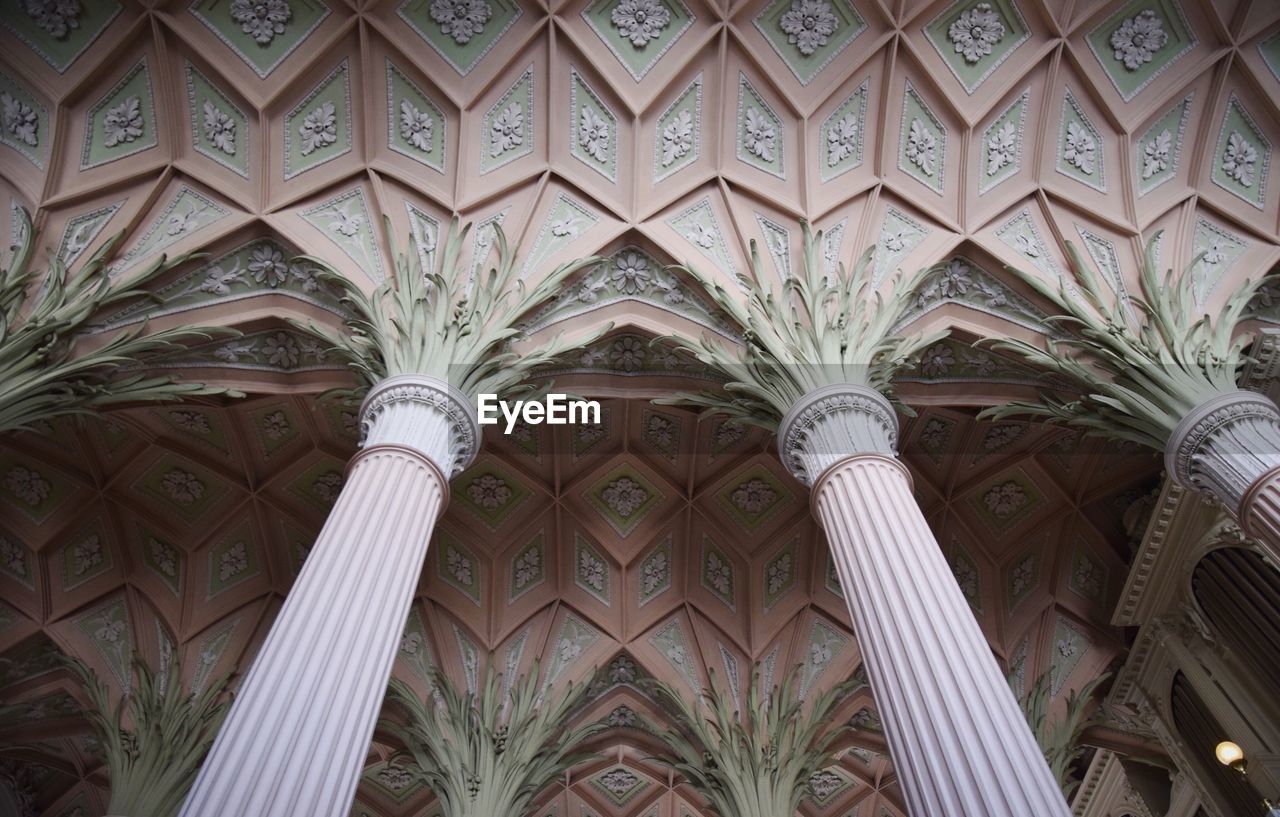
[1167,390,1280,561]
[179,375,478,817]
[780,385,1070,817]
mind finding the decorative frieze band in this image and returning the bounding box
[1166,389,1280,512]
[777,383,897,486]
[359,375,479,478]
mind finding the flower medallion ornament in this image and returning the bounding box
[1110,10,1167,71]
[1,94,38,147]
[779,0,838,57]
[947,2,1004,64]
[5,466,49,506]
[298,101,336,155]
[248,245,288,287]
[661,109,693,166]
[1064,121,1096,175]
[611,0,670,47]
[578,108,610,162]
[984,481,1025,517]
[467,474,512,510]
[743,107,776,162]
[920,343,955,377]
[103,97,143,148]
[905,119,937,176]
[827,112,858,165]
[230,0,292,46]
[731,479,776,514]
[611,252,651,294]
[161,469,205,506]
[399,100,433,152]
[986,121,1015,175]
[1142,128,1172,178]
[429,0,493,45]
[602,477,648,517]
[1223,131,1257,187]
[22,0,81,39]
[490,103,524,157]
[202,101,236,155]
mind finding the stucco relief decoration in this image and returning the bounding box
[611,0,670,47]
[1063,121,1096,174]
[704,549,731,595]
[1223,131,1258,187]
[919,343,954,377]
[5,465,49,506]
[779,0,837,57]
[102,97,143,148]
[983,480,1025,517]
[684,221,715,249]
[298,101,337,155]
[744,107,776,162]
[161,469,205,506]
[466,474,512,509]
[445,546,473,585]
[248,245,289,287]
[947,2,1004,64]
[202,101,236,155]
[23,0,81,39]
[2,94,38,147]
[731,479,776,514]
[607,337,646,371]
[661,109,693,166]
[767,553,791,595]
[1008,553,1029,599]
[602,476,647,516]
[986,121,1015,175]
[230,0,292,45]
[311,472,342,502]
[1142,128,1171,178]
[610,252,650,295]
[429,0,493,45]
[71,536,101,576]
[399,100,433,152]
[905,119,937,176]
[827,112,858,165]
[219,542,248,581]
[149,538,177,577]
[579,108,610,162]
[490,102,524,157]
[578,547,606,593]
[1109,10,1167,71]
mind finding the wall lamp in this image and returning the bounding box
[1215,740,1280,817]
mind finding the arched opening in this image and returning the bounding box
[1192,546,1280,689]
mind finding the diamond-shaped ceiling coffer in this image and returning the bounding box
[191,0,332,80]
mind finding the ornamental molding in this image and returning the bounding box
[358,374,480,477]
[777,383,897,486]
[1165,389,1280,506]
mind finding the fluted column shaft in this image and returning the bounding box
[781,384,1069,817]
[1167,390,1280,562]
[179,375,478,817]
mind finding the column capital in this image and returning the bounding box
[359,374,479,478]
[778,384,898,486]
[1166,389,1280,510]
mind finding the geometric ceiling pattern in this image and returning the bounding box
[1,0,1277,815]
[0,397,1159,816]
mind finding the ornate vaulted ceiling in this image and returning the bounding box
[0,397,1160,816]
[1,0,1278,814]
